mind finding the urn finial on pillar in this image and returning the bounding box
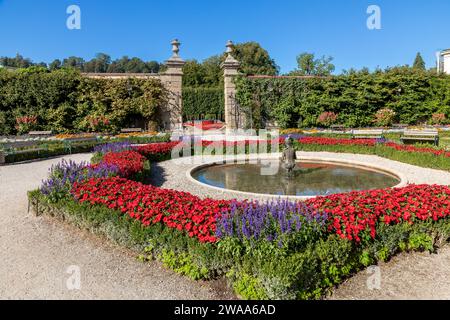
[171,39,181,59]
[224,40,239,64]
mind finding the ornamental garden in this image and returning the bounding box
[1,42,450,300]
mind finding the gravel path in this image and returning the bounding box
[0,154,233,300]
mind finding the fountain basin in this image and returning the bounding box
[188,157,405,199]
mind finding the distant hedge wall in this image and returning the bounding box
[235,68,450,129]
[182,87,224,120]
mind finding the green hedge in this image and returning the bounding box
[2,134,171,164]
[235,68,450,129]
[0,67,168,135]
[182,87,224,120]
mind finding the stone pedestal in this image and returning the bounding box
[222,41,243,130]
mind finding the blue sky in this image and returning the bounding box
[0,0,449,73]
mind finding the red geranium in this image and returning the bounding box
[299,137,377,147]
[71,177,231,243]
[307,184,450,242]
[100,150,146,178]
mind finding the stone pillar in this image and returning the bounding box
[222,40,241,130]
[160,39,185,132]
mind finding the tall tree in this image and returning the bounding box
[413,52,426,71]
[182,60,207,87]
[202,55,222,87]
[62,56,85,70]
[290,52,335,76]
[232,42,279,76]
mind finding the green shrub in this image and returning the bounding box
[235,69,450,129]
[183,87,224,120]
[0,68,168,135]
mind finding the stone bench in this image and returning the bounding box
[401,130,439,146]
[28,131,53,136]
[120,128,143,133]
[351,129,384,139]
[330,125,346,132]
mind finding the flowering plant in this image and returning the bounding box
[298,137,377,147]
[385,142,450,158]
[94,142,132,155]
[307,184,450,243]
[85,115,111,132]
[99,150,146,178]
[216,200,326,246]
[135,142,180,160]
[40,159,118,202]
[15,115,38,135]
[71,177,231,243]
[317,112,338,127]
[374,108,396,127]
[431,113,447,125]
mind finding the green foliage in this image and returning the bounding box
[236,68,450,128]
[0,68,168,135]
[289,52,335,76]
[228,271,269,300]
[233,42,279,76]
[159,249,210,280]
[413,53,426,71]
[408,232,434,251]
[182,87,224,120]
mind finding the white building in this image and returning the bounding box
[437,49,450,74]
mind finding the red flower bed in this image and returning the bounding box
[298,137,377,147]
[384,142,450,158]
[307,185,450,242]
[71,177,231,243]
[183,121,225,131]
[135,142,180,157]
[100,150,146,178]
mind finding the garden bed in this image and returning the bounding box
[28,140,450,300]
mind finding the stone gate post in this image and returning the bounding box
[222,40,242,130]
[160,39,185,132]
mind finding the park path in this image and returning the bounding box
[0,154,449,300]
[0,154,231,300]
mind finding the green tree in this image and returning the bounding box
[0,53,33,68]
[83,53,111,73]
[233,42,279,76]
[202,55,222,87]
[49,59,62,71]
[182,60,207,87]
[62,56,85,70]
[413,52,426,71]
[290,53,335,76]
